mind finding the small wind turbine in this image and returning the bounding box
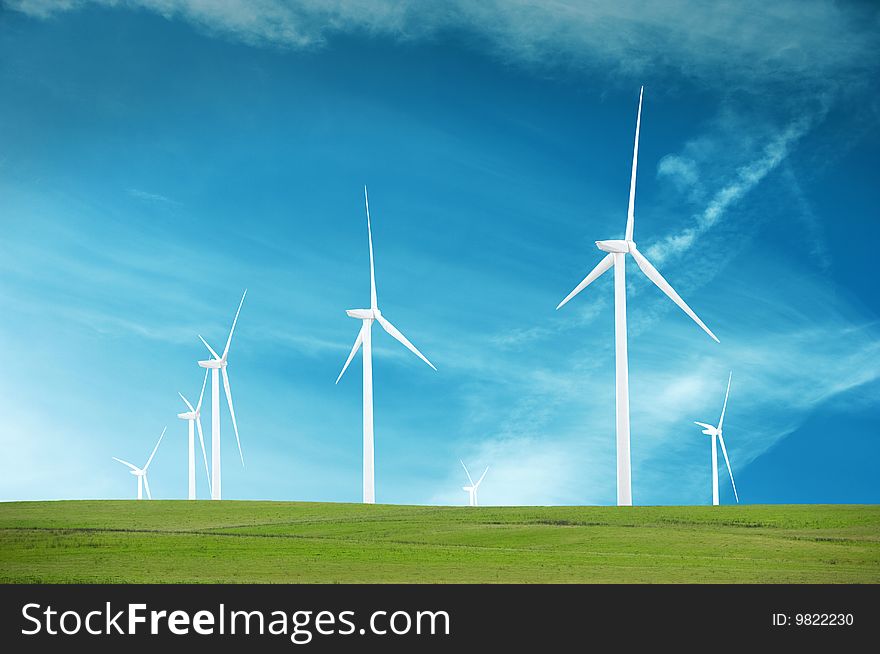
[694,371,739,505]
[556,87,719,506]
[198,289,246,500]
[113,427,166,500]
[460,460,489,507]
[177,368,212,500]
[336,186,437,504]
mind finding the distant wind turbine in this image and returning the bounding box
[460,460,489,507]
[113,427,166,500]
[177,369,212,500]
[336,186,437,504]
[198,290,247,500]
[694,372,739,505]
[556,87,719,506]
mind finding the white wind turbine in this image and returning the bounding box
[336,186,437,504]
[460,460,489,507]
[177,369,212,500]
[198,290,246,500]
[113,427,166,500]
[556,87,719,506]
[694,372,739,506]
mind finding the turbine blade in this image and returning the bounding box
[112,457,139,471]
[196,414,211,494]
[475,466,489,488]
[144,427,166,470]
[336,325,365,384]
[718,371,732,430]
[625,86,644,241]
[178,392,195,413]
[630,246,719,342]
[222,367,244,467]
[460,459,474,486]
[222,289,247,360]
[718,433,739,503]
[556,253,614,310]
[196,367,209,412]
[693,421,715,431]
[198,335,221,360]
[143,474,152,500]
[376,315,436,371]
[365,186,378,310]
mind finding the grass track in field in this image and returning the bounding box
[0,501,877,583]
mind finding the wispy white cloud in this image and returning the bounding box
[647,112,820,265]
[657,155,699,196]
[127,188,180,206]
[9,1,878,95]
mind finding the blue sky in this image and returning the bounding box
[1,1,878,505]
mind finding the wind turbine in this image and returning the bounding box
[113,427,166,500]
[198,290,246,500]
[556,87,719,506]
[336,186,437,504]
[460,460,489,507]
[694,371,739,505]
[177,369,212,500]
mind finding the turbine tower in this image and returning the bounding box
[112,427,166,500]
[336,186,436,504]
[694,371,739,505]
[177,369,212,500]
[460,460,489,507]
[556,87,719,506]
[198,290,246,500]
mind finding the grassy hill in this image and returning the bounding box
[1,501,878,583]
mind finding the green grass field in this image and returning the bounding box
[1,501,878,583]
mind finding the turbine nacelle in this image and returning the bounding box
[596,239,635,254]
[345,308,377,320]
[197,357,226,369]
[177,411,198,420]
[694,421,719,437]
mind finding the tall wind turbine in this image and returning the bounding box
[198,290,246,500]
[177,369,212,500]
[113,427,166,500]
[694,371,739,506]
[336,186,437,504]
[556,87,719,506]
[460,460,489,507]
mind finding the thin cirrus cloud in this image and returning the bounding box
[9,1,876,94]
[127,188,181,206]
[10,2,874,284]
[647,112,820,266]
